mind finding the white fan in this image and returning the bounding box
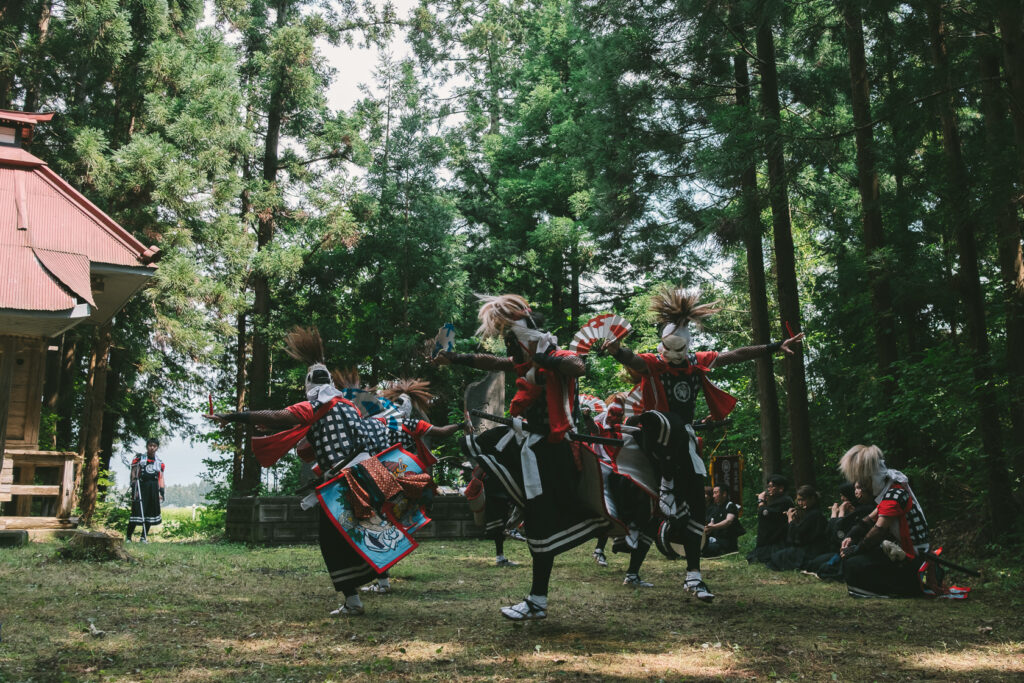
[569,313,633,355]
[622,385,644,418]
[579,393,607,414]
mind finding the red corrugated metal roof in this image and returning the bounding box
[33,248,94,305]
[0,246,77,311]
[0,146,45,168]
[0,138,155,316]
[0,110,54,125]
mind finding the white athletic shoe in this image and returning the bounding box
[329,603,366,616]
[684,578,714,602]
[500,598,547,621]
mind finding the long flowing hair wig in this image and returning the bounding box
[475,294,533,338]
[838,444,885,493]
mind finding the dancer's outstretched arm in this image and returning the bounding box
[596,339,648,375]
[425,422,466,439]
[205,409,302,427]
[433,350,515,372]
[713,333,804,367]
[531,351,585,378]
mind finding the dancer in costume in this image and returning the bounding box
[462,462,523,566]
[127,438,165,542]
[838,445,929,597]
[361,378,465,593]
[207,328,439,616]
[585,395,624,569]
[435,295,607,620]
[599,286,803,601]
[584,392,663,586]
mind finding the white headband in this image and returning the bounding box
[510,319,558,354]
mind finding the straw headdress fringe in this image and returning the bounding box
[331,367,361,390]
[381,379,434,416]
[650,286,722,330]
[283,327,326,365]
[475,294,532,338]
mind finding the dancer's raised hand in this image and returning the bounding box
[780,333,805,355]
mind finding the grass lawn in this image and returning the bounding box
[1,536,1021,682]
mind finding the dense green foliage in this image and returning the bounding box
[1,0,1021,543]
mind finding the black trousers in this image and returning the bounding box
[318,509,377,597]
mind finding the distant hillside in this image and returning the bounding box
[162,482,215,507]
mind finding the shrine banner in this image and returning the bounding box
[709,453,744,514]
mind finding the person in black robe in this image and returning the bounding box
[767,485,830,571]
[746,475,794,563]
[127,438,164,542]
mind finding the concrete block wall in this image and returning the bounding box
[225,494,483,546]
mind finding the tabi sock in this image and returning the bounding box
[527,594,547,609]
[686,570,702,583]
[345,594,364,609]
[496,554,507,563]
[377,577,391,589]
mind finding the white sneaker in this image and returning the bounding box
[500,598,546,621]
[623,573,654,587]
[684,578,714,602]
[593,549,608,567]
[329,603,366,616]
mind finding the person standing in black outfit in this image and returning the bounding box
[127,438,165,542]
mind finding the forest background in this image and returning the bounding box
[2,0,1022,551]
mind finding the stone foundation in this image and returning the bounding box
[225,494,482,546]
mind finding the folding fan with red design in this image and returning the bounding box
[579,394,607,414]
[622,385,644,418]
[569,313,633,356]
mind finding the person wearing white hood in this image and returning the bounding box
[435,294,608,621]
[599,285,804,602]
[207,328,439,616]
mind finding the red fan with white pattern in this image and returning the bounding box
[579,394,607,414]
[569,313,633,356]
[622,385,644,418]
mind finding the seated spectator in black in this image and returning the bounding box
[746,475,794,564]
[829,482,874,547]
[805,481,874,580]
[703,484,743,557]
[838,444,929,598]
[766,485,829,571]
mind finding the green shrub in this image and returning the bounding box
[161,507,226,540]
